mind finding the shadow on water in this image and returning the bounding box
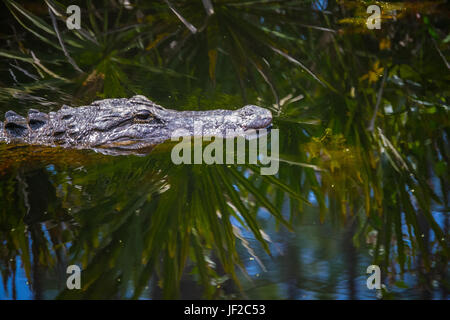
[0,0,448,299]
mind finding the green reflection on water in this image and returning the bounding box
[0,0,448,299]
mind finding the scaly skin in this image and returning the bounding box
[0,95,272,155]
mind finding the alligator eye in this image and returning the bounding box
[135,111,154,122]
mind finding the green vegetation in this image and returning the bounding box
[0,0,448,299]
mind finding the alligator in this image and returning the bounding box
[0,95,272,155]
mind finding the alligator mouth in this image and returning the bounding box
[109,139,140,147]
[94,138,155,156]
[95,136,145,149]
[245,118,273,131]
[98,123,273,150]
[93,144,155,156]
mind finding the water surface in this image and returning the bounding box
[0,0,448,299]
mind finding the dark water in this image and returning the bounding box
[0,1,448,299]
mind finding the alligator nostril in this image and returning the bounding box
[238,105,272,129]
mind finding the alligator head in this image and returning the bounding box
[1,95,273,155]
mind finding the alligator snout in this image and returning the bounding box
[236,105,272,130]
